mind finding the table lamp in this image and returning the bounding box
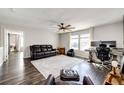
[112,60,118,75]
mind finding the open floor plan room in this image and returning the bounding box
[0,8,124,85]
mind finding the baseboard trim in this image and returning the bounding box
[75,56,88,60]
[24,57,31,60]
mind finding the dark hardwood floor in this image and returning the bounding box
[0,52,110,85]
[0,52,45,85]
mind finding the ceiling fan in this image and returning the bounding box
[57,23,75,32]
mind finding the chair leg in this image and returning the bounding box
[95,61,111,71]
[102,64,110,70]
[101,62,111,70]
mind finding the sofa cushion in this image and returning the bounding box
[42,48,47,52]
[33,52,44,55]
[47,45,52,48]
[44,51,51,54]
[41,45,47,48]
[47,48,52,51]
[50,51,56,53]
[32,45,41,53]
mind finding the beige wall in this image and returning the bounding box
[24,30,59,58]
[93,21,123,48]
[59,33,70,52]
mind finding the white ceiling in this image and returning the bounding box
[0,8,124,33]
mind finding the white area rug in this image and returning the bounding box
[31,55,82,79]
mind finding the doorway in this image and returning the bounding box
[8,33,20,54]
[3,29,24,62]
[7,32,24,63]
[8,32,24,54]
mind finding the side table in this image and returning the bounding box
[57,48,65,55]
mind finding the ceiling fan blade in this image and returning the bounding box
[65,25,71,28]
[59,28,62,30]
[58,25,62,28]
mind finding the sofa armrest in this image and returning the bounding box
[52,49,56,51]
[83,76,94,85]
[44,74,56,85]
[30,46,33,58]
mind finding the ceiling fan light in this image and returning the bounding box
[57,23,75,32]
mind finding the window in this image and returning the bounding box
[80,34,90,51]
[70,35,79,50]
[70,33,90,51]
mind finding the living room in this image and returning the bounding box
[0,8,124,86]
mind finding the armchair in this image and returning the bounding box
[44,74,56,85]
[67,49,75,57]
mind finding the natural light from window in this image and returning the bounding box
[80,34,90,51]
[70,33,90,51]
[70,35,79,50]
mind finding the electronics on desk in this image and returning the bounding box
[91,41,116,48]
[91,41,100,47]
[109,44,116,48]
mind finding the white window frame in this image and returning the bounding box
[70,33,90,51]
[70,35,79,50]
[79,34,90,51]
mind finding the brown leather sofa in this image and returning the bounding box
[30,45,57,60]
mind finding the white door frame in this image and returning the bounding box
[3,28,24,62]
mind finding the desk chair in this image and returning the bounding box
[96,44,111,70]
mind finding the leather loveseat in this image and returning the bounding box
[30,45,56,60]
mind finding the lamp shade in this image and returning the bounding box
[112,60,118,67]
